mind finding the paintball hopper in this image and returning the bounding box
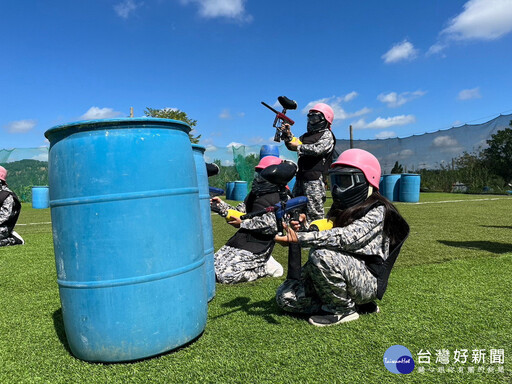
[277,96,297,111]
[206,163,220,177]
[259,160,297,186]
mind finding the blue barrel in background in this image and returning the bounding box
[226,182,235,200]
[400,173,421,203]
[32,186,50,209]
[287,176,296,192]
[259,145,279,159]
[44,118,207,362]
[192,145,215,302]
[232,181,248,201]
[380,174,401,202]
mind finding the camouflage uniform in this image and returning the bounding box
[0,183,23,247]
[276,205,388,315]
[292,130,334,223]
[292,178,326,223]
[214,199,280,284]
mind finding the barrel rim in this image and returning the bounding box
[192,144,206,153]
[44,117,191,140]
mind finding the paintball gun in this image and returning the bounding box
[223,196,308,222]
[209,187,224,198]
[260,160,305,281]
[261,96,299,143]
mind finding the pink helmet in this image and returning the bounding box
[0,166,7,182]
[310,103,334,125]
[331,149,381,189]
[255,155,281,170]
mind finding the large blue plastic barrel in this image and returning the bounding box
[32,186,50,209]
[380,174,401,202]
[192,145,215,302]
[260,145,279,159]
[226,182,235,200]
[44,118,207,362]
[400,173,421,203]
[232,181,248,201]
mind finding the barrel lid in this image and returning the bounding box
[44,117,191,141]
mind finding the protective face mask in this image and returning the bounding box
[307,112,328,132]
[329,167,371,209]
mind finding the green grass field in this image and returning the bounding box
[1,193,511,383]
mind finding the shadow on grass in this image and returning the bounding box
[480,225,512,229]
[52,308,205,364]
[438,240,512,254]
[52,308,72,355]
[212,296,283,324]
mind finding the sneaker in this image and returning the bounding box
[11,231,25,245]
[308,311,359,327]
[265,256,284,277]
[356,301,380,315]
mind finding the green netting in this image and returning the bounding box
[232,144,299,189]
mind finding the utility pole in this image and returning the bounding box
[349,125,354,149]
[130,107,134,118]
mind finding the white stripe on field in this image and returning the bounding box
[410,197,510,205]
[17,222,52,226]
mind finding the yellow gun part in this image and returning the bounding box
[290,136,302,145]
[309,218,334,232]
[225,209,244,222]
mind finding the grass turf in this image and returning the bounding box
[0,193,510,383]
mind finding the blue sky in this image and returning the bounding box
[1,0,512,151]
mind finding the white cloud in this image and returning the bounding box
[219,109,245,119]
[356,115,416,129]
[181,0,252,22]
[426,42,448,56]
[248,136,265,145]
[458,87,482,100]
[205,144,218,151]
[80,106,123,120]
[219,109,232,119]
[382,40,418,63]
[375,131,397,139]
[114,0,141,19]
[227,141,244,148]
[3,119,37,133]
[377,90,426,108]
[432,135,464,153]
[433,135,458,147]
[343,91,358,102]
[442,0,512,41]
[384,149,414,160]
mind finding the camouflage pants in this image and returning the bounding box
[276,249,377,315]
[0,227,18,247]
[214,245,272,284]
[292,178,326,223]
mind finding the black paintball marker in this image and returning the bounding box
[209,187,224,198]
[260,160,305,280]
[261,96,298,142]
[239,196,307,220]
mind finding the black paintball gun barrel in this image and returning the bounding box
[261,96,298,142]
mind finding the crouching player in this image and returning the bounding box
[210,156,290,284]
[275,149,409,327]
[0,166,24,247]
